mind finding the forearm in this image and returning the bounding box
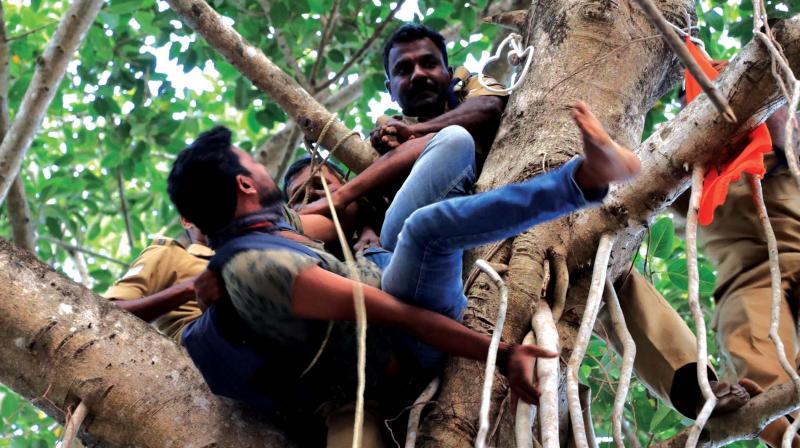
[308,136,430,212]
[410,96,505,146]
[111,280,195,322]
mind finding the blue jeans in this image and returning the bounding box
[380,125,605,367]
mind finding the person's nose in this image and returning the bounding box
[410,63,428,82]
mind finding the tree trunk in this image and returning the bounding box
[0,0,104,205]
[422,4,800,447]
[0,238,291,447]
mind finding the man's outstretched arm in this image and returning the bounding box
[300,134,434,216]
[110,279,196,322]
[290,264,557,404]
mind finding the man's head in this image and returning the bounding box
[383,24,451,118]
[168,126,282,236]
[283,157,347,207]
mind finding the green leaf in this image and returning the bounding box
[667,259,716,295]
[2,392,20,418]
[649,217,675,259]
[649,403,672,432]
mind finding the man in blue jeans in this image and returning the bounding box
[168,102,640,441]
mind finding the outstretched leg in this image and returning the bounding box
[382,102,641,366]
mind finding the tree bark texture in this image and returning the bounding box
[0,0,104,205]
[0,238,291,447]
[165,0,379,173]
[422,4,800,446]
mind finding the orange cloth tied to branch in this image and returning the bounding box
[683,36,773,225]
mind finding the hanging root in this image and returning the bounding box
[603,279,636,448]
[319,172,368,448]
[684,165,717,447]
[405,377,440,448]
[532,300,560,448]
[567,232,616,448]
[60,401,88,448]
[549,249,569,322]
[474,259,509,448]
[747,175,800,448]
[630,0,736,122]
[515,331,537,448]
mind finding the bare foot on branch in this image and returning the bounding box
[571,100,641,191]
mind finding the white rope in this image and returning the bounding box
[478,32,533,95]
[567,232,616,448]
[405,377,440,448]
[318,171,368,448]
[532,301,560,448]
[603,280,636,448]
[685,165,717,448]
[474,259,509,448]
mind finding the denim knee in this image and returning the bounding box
[425,125,476,167]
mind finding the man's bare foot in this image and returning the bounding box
[571,101,641,191]
[708,381,750,415]
[739,378,800,448]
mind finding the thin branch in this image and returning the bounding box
[623,418,642,448]
[567,232,615,448]
[165,0,378,173]
[60,401,88,448]
[630,0,736,122]
[313,0,406,93]
[474,259,508,448]
[115,167,135,252]
[532,300,560,448]
[748,174,800,447]
[515,329,536,448]
[686,164,717,447]
[309,0,340,85]
[603,279,636,448]
[258,0,310,88]
[0,0,105,204]
[5,20,58,42]
[405,377,440,448]
[653,380,800,448]
[42,237,128,267]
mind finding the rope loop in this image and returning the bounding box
[478,33,534,95]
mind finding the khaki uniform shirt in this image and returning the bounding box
[699,152,800,296]
[377,66,507,157]
[104,238,212,343]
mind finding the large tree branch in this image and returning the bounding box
[652,380,800,448]
[0,0,104,205]
[0,238,291,447]
[165,0,378,172]
[257,76,365,176]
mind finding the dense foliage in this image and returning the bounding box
[0,0,798,445]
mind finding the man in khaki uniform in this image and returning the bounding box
[105,219,211,343]
[704,106,800,447]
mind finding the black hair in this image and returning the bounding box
[167,126,249,236]
[282,157,347,201]
[382,23,448,76]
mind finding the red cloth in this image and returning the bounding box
[683,36,773,225]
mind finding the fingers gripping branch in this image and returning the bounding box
[747,174,800,448]
[567,233,616,448]
[474,259,509,448]
[603,280,636,448]
[686,165,717,447]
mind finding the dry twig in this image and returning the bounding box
[603,279,636,448]
[405,377,440,448]
[60,401,88,448]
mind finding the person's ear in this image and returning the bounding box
[385,77,395,100]
[179,216,192,230]
[236,174,257,195]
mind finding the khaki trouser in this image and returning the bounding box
[325,403,385,448]
[596,271,699,415]
[713,255,800,390]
